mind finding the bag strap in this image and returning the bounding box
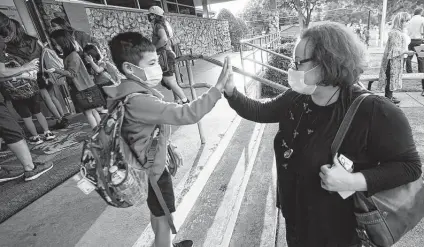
[148,171,177,234]
[331,93,371,156]
[122,92,176,234]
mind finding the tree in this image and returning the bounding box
[279,0,323,30]
[217,9,249,51]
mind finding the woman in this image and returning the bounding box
[378,12,414,104]
[49,30,104,129]
[0,16,58,145]
[223,22,422,247]
[1,17,67,129]
[148,6,190,104]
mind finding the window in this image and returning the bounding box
[82,0,105,4]
[106,0,137,8]
[139,0,161,10]
[165,0,195,15]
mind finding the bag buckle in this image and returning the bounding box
[146,139,158,164]
[356,228,376,247]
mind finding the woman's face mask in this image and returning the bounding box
[287,66,319,95]
[128,63,163,88]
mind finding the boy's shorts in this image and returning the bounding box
[0,102,25,144]
[147,168,176,217]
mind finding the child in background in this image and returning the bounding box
[48,30,105,129]
[105,32,230,247]
[83,44,122,114]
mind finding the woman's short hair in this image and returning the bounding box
[392,12,411,30]
[300,22,367,87]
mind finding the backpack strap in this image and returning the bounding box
[123,92,177,234]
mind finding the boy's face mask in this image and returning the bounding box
[128,63,163,88]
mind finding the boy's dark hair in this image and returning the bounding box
[50,29,76,58]
[414,8,423,16]
[108,32,156,74]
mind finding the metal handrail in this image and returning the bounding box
[243,42,292,61]
[172,53,288,144]
[175,55,288,92]
[238,32,293,92]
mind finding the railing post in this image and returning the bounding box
[253,40,257,75]
[260,37,264,71]
[240,43,247,93]
[185,60,206,144]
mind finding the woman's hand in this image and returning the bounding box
[223,58,235,96]
[23,59,39,72]
[215,56,231,92]
[320,154,356,192]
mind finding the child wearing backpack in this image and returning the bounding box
[83,43,122,114]
[105,32,230,247]
[48,30,105,129]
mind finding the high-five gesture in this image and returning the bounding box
[215,56,232,92]
[223,57,235,96]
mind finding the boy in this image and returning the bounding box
[105,32,231,247]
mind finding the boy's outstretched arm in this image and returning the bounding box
[125,87,222,125]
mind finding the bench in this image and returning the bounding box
[359,73,424,90]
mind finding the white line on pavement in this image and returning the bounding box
[202,123,266,247]
[219,123,265,247]
[132,116,243,247]
[260,157,278,247]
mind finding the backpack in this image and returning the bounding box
[158,21,176,49]
[0,53,39,100]
[79,92,177,233]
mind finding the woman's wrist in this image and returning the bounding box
[349,172,368,192]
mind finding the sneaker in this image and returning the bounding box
[29,135,44,145]
[44,131,56,141]
[390,97,400,104]
[24,162,54,181]
[173,240,193,247]
[182,99,190,104]
[0,167,24,183]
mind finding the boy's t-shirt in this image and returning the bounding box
[64,51,96,91]
[152,22,173,51]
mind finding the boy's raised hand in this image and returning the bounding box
[215,56,231,92]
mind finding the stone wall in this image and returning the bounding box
[37,1,232,58]
[36,1,66,33]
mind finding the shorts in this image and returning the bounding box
[37,72,54,90]
[0,102,24,144]
[11,93,42,119]
[147,168,176,217]
[158,48,176,77]
[70,86,105,112]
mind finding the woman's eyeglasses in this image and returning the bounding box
[290,58,313,70]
